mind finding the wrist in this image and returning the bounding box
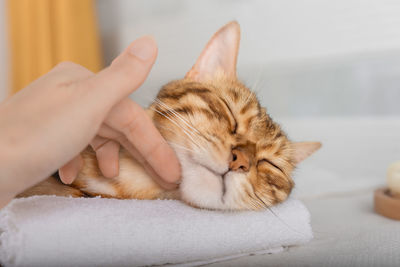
[0,137,25,200]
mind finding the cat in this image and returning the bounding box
[18,21,321,211]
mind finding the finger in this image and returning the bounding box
[50,61,94,83]
[96,125,178,189]
[51,61,93,76]
[117,137,178,190]
[104,98,181,184]
[79,36,158,107]
[91,136,120,178]
[59,155,83,184]
[141,160,178,190]
[96,124,123,140]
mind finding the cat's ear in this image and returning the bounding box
[185,21,240,82]
[291,142,322,164]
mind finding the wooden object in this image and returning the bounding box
[374,188,400,220]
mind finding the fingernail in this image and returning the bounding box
[59,173,73,185]
[128,36,157,61]
[64,178,73,185]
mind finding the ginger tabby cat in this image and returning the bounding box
[19,22,321,210]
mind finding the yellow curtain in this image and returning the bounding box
[7,0,103,94]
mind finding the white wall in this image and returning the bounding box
[0,0,8,101]
[96,0,400,117]
[98,0,400,64]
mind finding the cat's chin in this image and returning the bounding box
[176,151,248,211]
[178,154,225,210]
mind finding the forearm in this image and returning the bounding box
[0,88,101,204]
[0,135,41,207]
[0,143,22,208]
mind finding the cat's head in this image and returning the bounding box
[150,21,321,210]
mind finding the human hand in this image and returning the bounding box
[59,96,181,190]
[0,36,181,207]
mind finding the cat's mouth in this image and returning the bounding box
[196,162,230,199]
[176,149,231,204]
[195,161,229,179]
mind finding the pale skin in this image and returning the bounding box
[0,36,181,209]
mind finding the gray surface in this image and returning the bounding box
[96,0,400,117]
[208,191,400,267]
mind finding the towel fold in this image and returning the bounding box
[0,196,312,267]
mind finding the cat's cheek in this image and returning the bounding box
[222,172,249,210]
[179,162,224,209]
[190,149,230,175]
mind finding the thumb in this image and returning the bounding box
[81,36,158,105]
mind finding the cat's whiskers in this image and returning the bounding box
[154,99,200,133]
[151,107,207,153]
[151,107,197,145]
[252,190,306,236]
[243,90,256,107]
[154,123,177,134]
[155,100,212,150]
[251,71,262,91]
[244,65,266,107]
[267,206,308,237]
[167,141,197,154]
[153,100,208,152]
[154,99,205,138]
[154,124,199,154]
[142,98,209,150]
[250,63,265,93]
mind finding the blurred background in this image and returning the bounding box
[1,0,400,119]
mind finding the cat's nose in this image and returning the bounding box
[230,149,250,172]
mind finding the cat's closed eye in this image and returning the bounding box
[231,122,237,134]
[257,159,283,173]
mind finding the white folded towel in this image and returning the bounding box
[0,196,312,267]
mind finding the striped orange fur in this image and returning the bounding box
[19,22,321,210]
